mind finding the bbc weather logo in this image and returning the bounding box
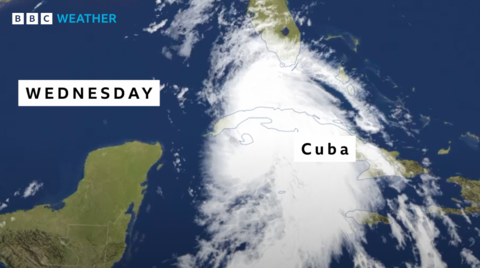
[12,13,117,25]
[12,13,52,25]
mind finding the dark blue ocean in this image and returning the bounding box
[1,0,480,267]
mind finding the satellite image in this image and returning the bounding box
[0,0,480,267]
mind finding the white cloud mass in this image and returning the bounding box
[171,2,447,268]
[23,181,44,198]
[164,0,216,57]
[461,248,480,268]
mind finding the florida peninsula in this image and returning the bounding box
[247,0,300,66]
[0,141,162,267]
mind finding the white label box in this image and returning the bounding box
[18,80,163,107]
[294,135,356,162]
[26,13,39,25]
[40,13,53,25]
[12,13,24,25]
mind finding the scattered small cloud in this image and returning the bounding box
[23,181,44,198]
[146,203,152,213]
[171,147,186,175]
[143,19,169,33]
[156,186,164,198]
[164,0,216,58]
[162,47,173,60]
[32,1,43,11]
[442,215,462,246]
[461,248,480,268]
[173,85,189,109]
[422,157,431,167]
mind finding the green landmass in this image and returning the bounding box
[460,132,480,150]
[419,114,430,128]
[441,205,480,215]
[438,141,451,155]
[247,0,299,42]
[437,148,450,154]
[448,176,480,204]
[398,159,428,178]
[380,149,429,178]
[335,66,349,84]
[156,163,163,170]
[247,0,300,64]
[361,212,389,226]
[451,198,462,203]
[347,210,389,226]
[324,33,360,52]
[464,132,480,141]
[347,84,355,95]
[430,204,480,216]
[432,176,480,216]
[0,0,11,7]
[0,141,162,268]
